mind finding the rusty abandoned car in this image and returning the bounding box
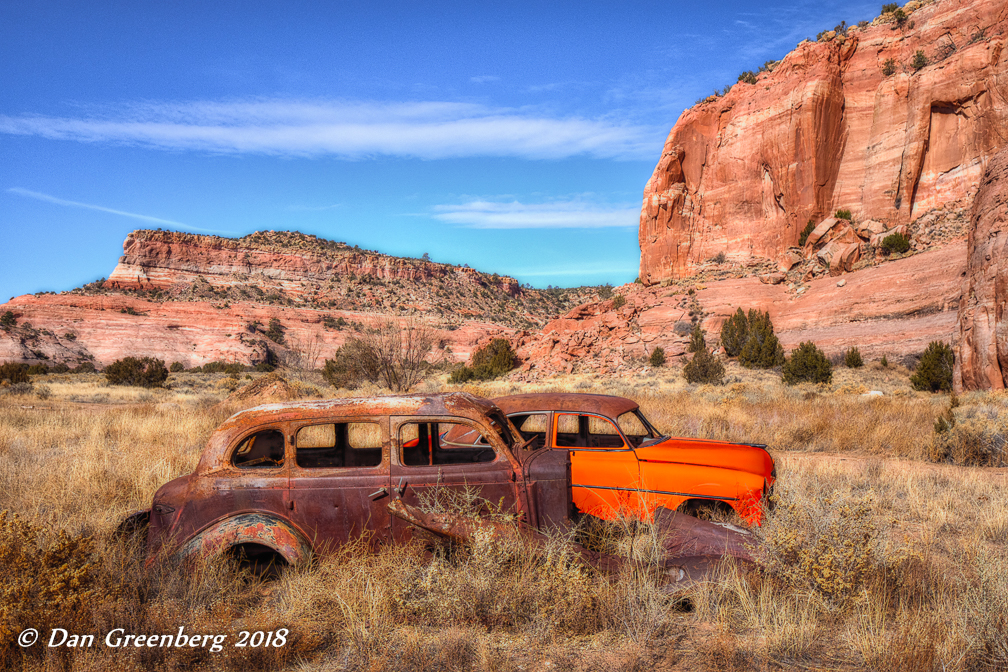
[128,391,763,575]
[132,393,571,570]
[492,393,775,525]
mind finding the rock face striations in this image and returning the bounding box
[0,230,594,369]
[955,146,1008,390]
[107,229,523,301]
[639,0,1008,284]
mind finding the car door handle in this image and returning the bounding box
[369,488,388,500]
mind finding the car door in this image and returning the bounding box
[552,412,643,520]
[390,415,519,541]
[287,417,392,551]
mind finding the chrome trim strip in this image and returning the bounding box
[571,483,738,502]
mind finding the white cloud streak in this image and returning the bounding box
[6,187,229,234]
[433,199,639,229]
[0,99,657,160]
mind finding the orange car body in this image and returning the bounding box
[493,393,775,525]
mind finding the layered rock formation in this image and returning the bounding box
[640,0,1008,284]
[107,229,522,302]
[510,297,675,376]
[0,230,595,369]
[0,232,968,376]
[700,244,966,360]
[954,146,1008,390]
[0,288,525,369]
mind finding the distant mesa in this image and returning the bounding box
[105,229,524,299]
[0,228,596,372]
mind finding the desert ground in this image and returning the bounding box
[1,364,1006,671]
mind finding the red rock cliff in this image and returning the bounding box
[954,145,1008,390]
[640,0,1008,283]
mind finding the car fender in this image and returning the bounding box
[177,512,313,565]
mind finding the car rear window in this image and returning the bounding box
[295,422,383,468]
[232,429,285,468]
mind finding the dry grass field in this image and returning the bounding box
[1,365,1006,671]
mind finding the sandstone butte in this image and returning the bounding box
[633,0,1008,390]
[0,229,572,370]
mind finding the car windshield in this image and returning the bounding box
[617,410,662,444]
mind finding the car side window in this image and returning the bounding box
[555,413,581,447]
[587,415,626,449]
[232,429,285,468]
[400,421,497,466]
[295,422,383,468]
[514,413,549,450]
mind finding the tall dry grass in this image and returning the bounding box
[1,371,1007,670]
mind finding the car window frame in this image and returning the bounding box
[227,424,291,471]
[391,415,518,469]
[551,412,634,452]
[288,416,389,474]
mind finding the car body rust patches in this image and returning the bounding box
[178,512,313,565]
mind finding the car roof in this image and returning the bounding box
[220,391,500,432]
[492,393,639,418]
[198,392,512,471]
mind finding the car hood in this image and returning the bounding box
[634,436,774,480]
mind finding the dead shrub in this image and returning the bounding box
[324,318,435,391]
[396,523,602,634]
[758,494,878,606]
[0,512,100,663]
[929,417,1008,467]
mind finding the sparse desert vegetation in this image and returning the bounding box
[1,365,1006,670]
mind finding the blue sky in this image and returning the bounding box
[0,0,879,299]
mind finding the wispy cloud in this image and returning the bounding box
[6,187,228,234]
[0,99,657,160]
[469,75,499,84]
[433,198,639,229]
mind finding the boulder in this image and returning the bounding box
[855,219,887,239]
[804,218,842,251]
[816,240,842,268]
[837,243,861,274]
[778,248,804,272]
[759,272,787,285]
